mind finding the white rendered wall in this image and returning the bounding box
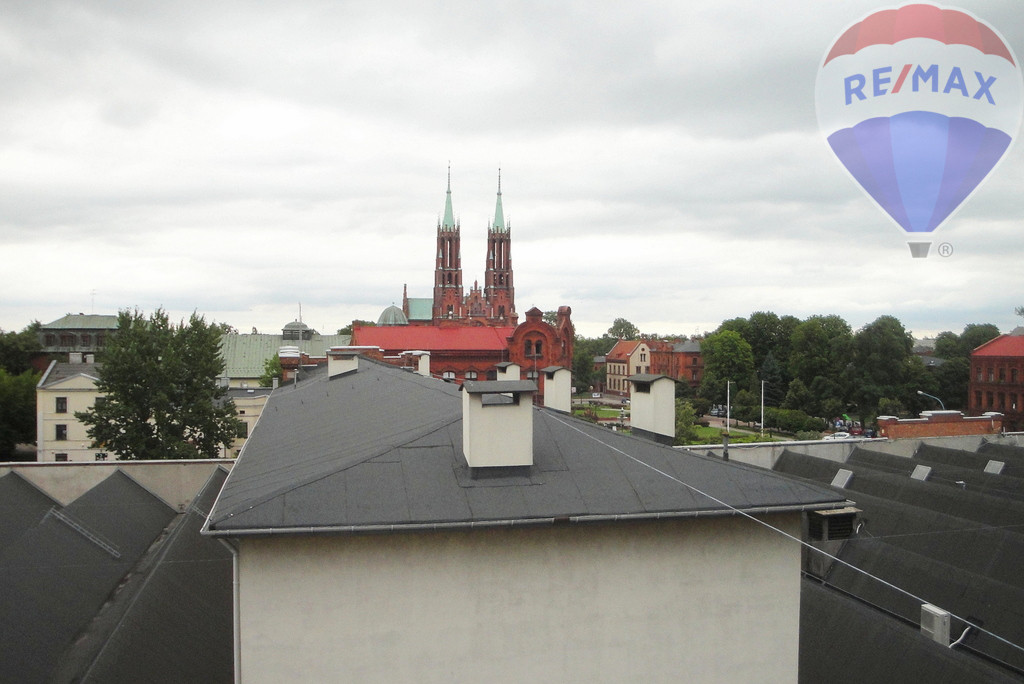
[236,514,802,683]
[36,374,102,462]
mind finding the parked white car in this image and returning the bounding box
[823,431,851,440]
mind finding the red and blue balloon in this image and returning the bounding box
[816,4,1022,256]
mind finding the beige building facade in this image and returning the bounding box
[235,514,802,684]
[36,360,106,462]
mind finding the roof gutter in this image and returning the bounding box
[203,501,849,538]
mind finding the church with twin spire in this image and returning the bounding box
[401,169,517,327]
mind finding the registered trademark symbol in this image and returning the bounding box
[938,242,954,258]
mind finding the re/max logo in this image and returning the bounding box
[844,65,997,105]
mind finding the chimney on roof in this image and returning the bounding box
[462,380,536,468]
[628,374,676,445]
[327,346,380,378]
[541,366,571,412]
[495,361,520,380]
[69,352,83,364]
[407,350,430,377]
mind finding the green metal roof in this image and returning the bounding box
[405,298,432,321]
[40,314,119,330]
[219,333,351,379]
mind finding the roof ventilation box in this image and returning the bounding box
[462,380,536,468]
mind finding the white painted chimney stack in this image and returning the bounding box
[462,380,536,468]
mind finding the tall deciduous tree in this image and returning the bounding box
[607,318,640,340]
[0,368,39,459]
[76,309,241,460]
[699,330,755,402]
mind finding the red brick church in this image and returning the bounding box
[353,170,574,395]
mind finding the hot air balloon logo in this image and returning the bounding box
[816,4,1022,257]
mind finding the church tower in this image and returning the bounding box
[484,170,516,324]
[433,167,464,322]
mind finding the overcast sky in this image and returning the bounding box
[2,1,1023,340]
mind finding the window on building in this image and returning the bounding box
[987,392,994,408]
[998,392,1006,409]
[988,368,994,381]
[640,352,646,362]
[691,357,698,366]
[44,333,56,346]
[55,424,67,441]
[60,334,75,347]
[236,422,249,438]
[465,371,478,380]
[999,368,1006,382]
[94,452,107,461]
[442,370,456,381]
[526,370,538,380]
[55,453,68,462]
[975,390,983,408]
[976,367,983,381]
[96,335,105,346]
[691,370,698,381]
[55,397,67,413]
[1013,369,1020,383]
[81,333,92,346]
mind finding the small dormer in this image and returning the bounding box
[461,380,536,468]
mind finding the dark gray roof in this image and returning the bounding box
[38,360,103,388]
[628,373,670,383]
[0,468,233,684]
[774,443,1024,677]
[0,471,176,683]
[206,358,845,535]
[800,580,1020,683]
[51,468,233,684]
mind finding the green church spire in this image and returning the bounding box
[442,164,456,230]
[492,168,506,232]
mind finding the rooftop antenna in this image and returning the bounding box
[298,302,302,323]
[90,289,97,314]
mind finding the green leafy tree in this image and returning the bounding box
[76,309,241,460]
[933,357,970,410]
[933,330,963,359]
[0,322,42,374]
[782,378,812,414]
[607,318,640,340]
[850,315,914,420]
[674,399,699,445]
[959,323,1001,355]
[733,389,758,423]
[0,368,40,459]
[337,320,376,336]
[698,330,755,402]
[759,351,786,407]
[258,355,284,387]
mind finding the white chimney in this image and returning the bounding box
[69,352,84,364]
[541,366,571,412]
[327,346,379,378]
[403,350,431,377]
[462,380,536,468]
[495,362,521,380]
[628,374,676,444]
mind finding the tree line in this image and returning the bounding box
[573,312,1004,431]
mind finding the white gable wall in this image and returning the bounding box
[236,514,802,683]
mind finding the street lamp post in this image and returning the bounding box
[760,380,766,435]
[726,380,733,434]
[916,390,945,410]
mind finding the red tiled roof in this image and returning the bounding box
[606,340,641,361]
[973,333,1024,357]
[352,326,517,352]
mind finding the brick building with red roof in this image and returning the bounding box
[969,327,1024,431]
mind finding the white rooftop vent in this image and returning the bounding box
[495,362,521,381]
[462,380,536,468]
[831,469,854,488]
[921,604,951,645]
